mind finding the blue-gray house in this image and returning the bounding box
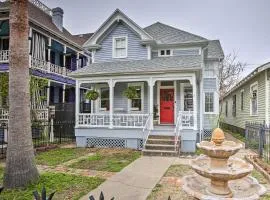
[70,9,224,154]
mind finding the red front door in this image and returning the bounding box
[160,89,174,124]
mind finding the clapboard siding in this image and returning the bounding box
[204,78,217,90]
[221,71,266,129]
[95,23,147,63]
[151,48,200,58]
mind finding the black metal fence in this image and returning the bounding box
[0,120,75,158]
[245,122,270,162]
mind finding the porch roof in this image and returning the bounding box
[70,55,201,77]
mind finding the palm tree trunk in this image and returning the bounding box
[4,0,39,188]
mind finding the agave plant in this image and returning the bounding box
[33,186,55,200]
[89,191,114,200]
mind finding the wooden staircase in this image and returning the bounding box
[142,135,180,156]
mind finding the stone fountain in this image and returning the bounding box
[183,128,266,200]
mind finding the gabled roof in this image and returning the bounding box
[83,9,154,48]
[206,40,224,60]
[223,62,270,98]
[0,1,84,49]
[144,22,207,44]
[70,55,202,77]
[72,33,94,46]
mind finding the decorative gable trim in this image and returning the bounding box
[83,9,153,49]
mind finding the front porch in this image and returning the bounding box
[75,73,200,152]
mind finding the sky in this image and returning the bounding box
[42,0,270,75]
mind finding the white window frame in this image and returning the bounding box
[127,82,144,112]
[96,84,110,112]
[250,81,258,116]
[158,49,172,57]
[112,36,128,59]
[204,92,215,114]
[240,89,244,111]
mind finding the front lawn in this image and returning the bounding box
[69,148,141,172]
[0,172,104,200]
[35,148,93,166]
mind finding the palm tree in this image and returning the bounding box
[4,0,39,188]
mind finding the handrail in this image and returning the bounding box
[142,114,152,149]
[174,111,182,151]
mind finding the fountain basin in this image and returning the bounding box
[191,155,253,181]
[183,175,266,200]
[197,141,242,159]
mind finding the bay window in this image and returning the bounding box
[205,92,214,113]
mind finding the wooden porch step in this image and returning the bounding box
[142,149,178,157]
[146,138,177,145]
[145,144,176,151]
[148,135,175,140]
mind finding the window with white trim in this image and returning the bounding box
[113,36,127,58]
[159,49,171,56]
[250,83,258,116]
[240,90,244,111]
[205,92,214,113]
[128,83,143,111]
[225,101,228,117]
[100,87,110,111]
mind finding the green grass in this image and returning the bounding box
[35,148,92,166]
[69,149,141,172]
[0,172,104,200]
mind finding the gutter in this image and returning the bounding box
[69,66,202,78]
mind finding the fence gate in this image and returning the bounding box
[53,103,75,142]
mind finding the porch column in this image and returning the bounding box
[63,45,66,67]
[149,78,154,130]
[109,80,114,129]
[75,80,80,127]
[47,37,52,72]
[62,84,66,103]
[192,75,198,130]
[76,52,80,70]
[28,27,33,67]
[47,80,51,106]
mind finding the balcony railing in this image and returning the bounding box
[77,113,149,128]
[0,50,9,63]
[30,57,72,77]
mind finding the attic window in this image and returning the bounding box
[159,49,172,57]
[113,36,127,58]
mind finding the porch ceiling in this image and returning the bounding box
[70,55,201,78]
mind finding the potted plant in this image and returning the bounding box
[123,86,139,99]
[85,90,99,101]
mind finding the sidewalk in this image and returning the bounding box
[80,156,175,200]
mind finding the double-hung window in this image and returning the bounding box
[250,83,258,116]
[205,92,214,113]
[128,83,143,111]
[100,87,110,111]
[240,90,244,111]
[225,101,228,117]
[113,36,127,58]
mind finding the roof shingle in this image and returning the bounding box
[70,55,202,77]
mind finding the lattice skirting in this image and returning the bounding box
[203,129,212,141]
[86,137,143,150]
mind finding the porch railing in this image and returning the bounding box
[77,113,149,129]
[77,113,110,128]
[0,109,9,121]
[0,108,49,121]
[113,114,148,128]
[0,50,9,63]
[178,111,195,129]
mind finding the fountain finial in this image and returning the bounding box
[211,128,225,146]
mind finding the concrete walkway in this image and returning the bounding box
[80,156,175,200]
